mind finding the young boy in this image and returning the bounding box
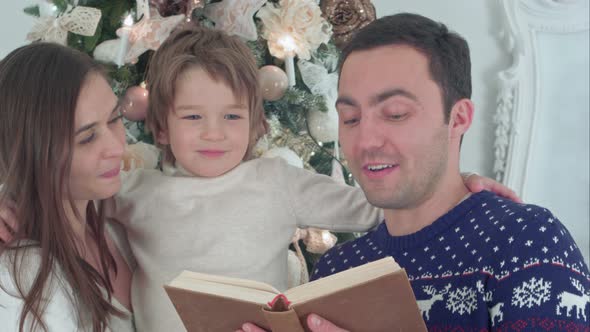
[110,26,384,331]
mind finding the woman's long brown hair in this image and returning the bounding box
[0,43,122,332]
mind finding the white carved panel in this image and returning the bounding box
[495,0,589,264]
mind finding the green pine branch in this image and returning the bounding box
[23,5,40,17]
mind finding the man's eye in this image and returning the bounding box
[342,118,359,125]
[389,113,408,121]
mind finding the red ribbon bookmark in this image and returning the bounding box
[267,294,291,311]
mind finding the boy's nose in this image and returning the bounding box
[201,121,225,141]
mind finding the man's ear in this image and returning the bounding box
[156,129,169,145]
[448,98,474,139]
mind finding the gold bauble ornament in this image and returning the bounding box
[259,65,289,101]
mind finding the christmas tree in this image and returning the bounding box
[24,0,376,279]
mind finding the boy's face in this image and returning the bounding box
[158,67,250,177]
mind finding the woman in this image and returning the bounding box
[0,43,134,332]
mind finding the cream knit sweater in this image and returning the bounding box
[0,223,135,332]
[110,157,382,332]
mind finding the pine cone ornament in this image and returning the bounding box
[150,0,188,17]
[320,0,376,49]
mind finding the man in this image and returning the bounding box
[240,13,589,332]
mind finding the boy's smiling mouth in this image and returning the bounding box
[197,150,226,158]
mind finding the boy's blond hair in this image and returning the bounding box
[146,26,268,164]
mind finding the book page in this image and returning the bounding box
[169,274,280,305]
[285,257,400,304]
[172,270,281,293]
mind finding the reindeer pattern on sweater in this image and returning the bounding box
[312,191,590,331]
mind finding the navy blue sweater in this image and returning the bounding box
[311,191,590,331]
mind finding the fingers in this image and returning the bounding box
[462,173,522,203]
[237,316,350,332]
[0,221,13,244]
[0,204,17,230]
[307,314,350,332]
[462,172,484,193]
[489,181,522,203]
[237,323,268,332]
[0,203,17,243]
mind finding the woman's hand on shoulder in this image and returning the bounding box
[462,172,522,203]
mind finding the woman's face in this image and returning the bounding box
[69,73,125,201]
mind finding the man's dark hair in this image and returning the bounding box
[339,13,471,122]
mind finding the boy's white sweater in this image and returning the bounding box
[111,157,382,332]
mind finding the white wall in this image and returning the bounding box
[525,30,590,264]
[372,0,512,177]
[0,1,35,59]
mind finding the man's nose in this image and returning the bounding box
[357,116,386,151]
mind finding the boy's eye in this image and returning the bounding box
[182,115,202,120]
[224,114,242,120]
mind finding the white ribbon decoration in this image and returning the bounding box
[298,59,338,103]
[27,6,102,45]
[93,10,185,66]
[298,59,339,142]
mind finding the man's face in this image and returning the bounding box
[337,45,450,210]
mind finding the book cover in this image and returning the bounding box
[164,257,427,332]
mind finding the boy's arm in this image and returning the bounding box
[281,160,519,232]
[279,160,382,232]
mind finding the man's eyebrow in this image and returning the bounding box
[369,88,418,107]
[335,89,418,109]
[335,96,358,108]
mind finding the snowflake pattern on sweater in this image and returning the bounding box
[311,191,590,331]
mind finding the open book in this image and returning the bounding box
[164,257,426,331]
